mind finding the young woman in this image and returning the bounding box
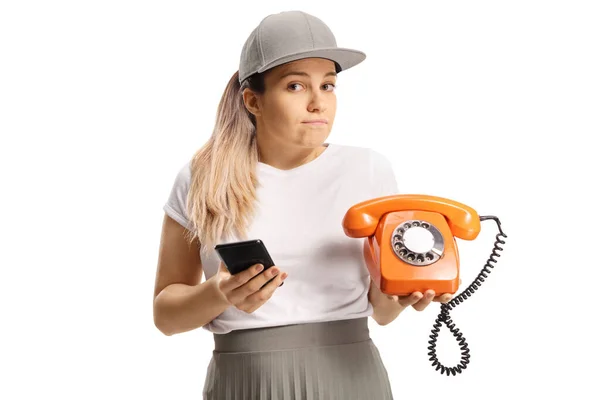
[153,10,452,400]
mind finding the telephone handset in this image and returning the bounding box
[342,194,507,376]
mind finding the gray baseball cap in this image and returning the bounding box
[238,10,366,83]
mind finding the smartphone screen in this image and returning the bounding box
[214,239,275,275]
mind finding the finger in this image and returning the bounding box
[232,266,281,298]
[433,293,453,303]
[218,261,230,275]
[412,290,435,311]
[396,292,423,308]
[243,271,288,309]
[220,263,265,293]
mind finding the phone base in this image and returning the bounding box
[364,210,460,296]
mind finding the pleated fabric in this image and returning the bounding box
[202,317,394,400]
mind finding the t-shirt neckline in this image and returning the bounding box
[258,143,335,176]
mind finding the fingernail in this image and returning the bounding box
[282,273,288,279]
[256,264,264,271]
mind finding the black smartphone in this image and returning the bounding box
[214,240,281,286]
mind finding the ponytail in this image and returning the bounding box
[185,71,266,257]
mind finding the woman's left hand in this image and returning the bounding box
[388,290,453,312]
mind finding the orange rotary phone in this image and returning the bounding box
[342,194,507,376]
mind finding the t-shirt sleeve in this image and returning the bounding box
[371,149,398,197]
[163,161,194,231]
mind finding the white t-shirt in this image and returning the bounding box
[163,142,398,334]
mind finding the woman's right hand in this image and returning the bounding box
[214,262,287,314]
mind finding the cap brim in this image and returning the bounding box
[257,48,366,75]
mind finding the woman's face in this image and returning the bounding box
[245,58,338,150]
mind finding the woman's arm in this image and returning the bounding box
[153,214,287,335]
[153,214,230,336]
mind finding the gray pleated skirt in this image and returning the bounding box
[202,317,393,400]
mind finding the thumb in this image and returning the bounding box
[218,262,231,276]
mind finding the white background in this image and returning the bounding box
[1,0,598,398]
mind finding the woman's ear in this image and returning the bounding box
[242,88,261,117]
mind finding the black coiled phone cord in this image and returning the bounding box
[427,216,507,376]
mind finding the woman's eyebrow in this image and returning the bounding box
[278,71,337,80]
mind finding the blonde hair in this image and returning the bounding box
[184,71,266,257]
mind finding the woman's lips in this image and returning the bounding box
[302,120,328,125]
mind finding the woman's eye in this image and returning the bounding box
[288,83,336,91]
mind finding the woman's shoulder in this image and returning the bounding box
[164,158,196,200]
[163,159,194,229]
[167,159,192,188]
